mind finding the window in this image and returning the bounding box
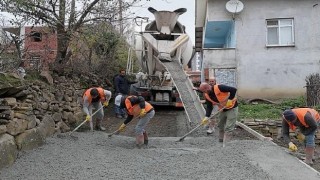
[29,56,41,70]
[266,19,294,46]
[30,31,42,42]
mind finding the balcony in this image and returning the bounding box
[203,48,236,68]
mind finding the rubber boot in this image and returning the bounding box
[206,120,216,135]
[95,119,106,131]
[89,120,94,131]
[223,131,232,148]
[136,134,145,149]
[304,146,314,165]
[143,131,149,145]
[218,130,225,142]
[313,149,319,161]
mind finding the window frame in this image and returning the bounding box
[30,31,42,42]
[29,56,41,70]
[266,18,295,47]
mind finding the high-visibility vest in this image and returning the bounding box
[286,108,320,131]
[124,96,153,117]
[83,87,106,104]
[204,85,236,110]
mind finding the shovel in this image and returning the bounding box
[177,108,224,142]
[57,105,105,140]
[108,115,141,138]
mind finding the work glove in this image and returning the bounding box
[296,132,305,143]
[139,109,146,117]
[103,101,109,107]
[226,100,233,108]
[118,123,126,132]
[201,117,209,126]
[288,142,298,152]
[85,115,91,122]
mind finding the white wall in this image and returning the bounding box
[204,0,320,99]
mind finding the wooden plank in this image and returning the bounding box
[236,121,271,141]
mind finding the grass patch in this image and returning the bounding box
[239,104,282,119]
[0,73,23,87]
[239,96,307,120]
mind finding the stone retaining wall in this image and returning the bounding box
[242,118,320,144]
[0,74,86,169]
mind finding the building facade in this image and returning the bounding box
[195,0,320,99]
[1,26,57,71]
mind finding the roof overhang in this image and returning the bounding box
[195,0,207,28]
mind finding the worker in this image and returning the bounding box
[282,108,320,165]
[114,94,127,119]
[83,87,112,131]
[114,69,136,95]
[116,95,155,148]
[198,82,238,144]
[206,77,219,135]
[193,77,219,135]
[113,69,136,118]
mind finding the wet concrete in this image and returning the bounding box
[0,131,319,180]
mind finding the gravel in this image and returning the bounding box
[1,131,319,180]
[163,61,202,124]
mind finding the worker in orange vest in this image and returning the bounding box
[282,108,320,165]
[117,95,155,148]
[198,82,238,144]
[83,87,112,131]
[192,77,219,135]
[206,77,219,135]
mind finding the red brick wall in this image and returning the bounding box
[204,68,209,82]
[23,26,57,70]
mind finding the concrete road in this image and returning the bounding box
[0,132,319,180]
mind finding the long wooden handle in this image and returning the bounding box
[107,115,141,138]
[178,108,224,142]
[108,129,120,137]
[178,123,202,141]
[69,106,105,135]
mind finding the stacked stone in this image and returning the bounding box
[0,73,87,169]
[242,118,320,144]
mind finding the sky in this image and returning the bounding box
[130,0,195,44]
[0,0,196,43]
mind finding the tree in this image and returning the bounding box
[68,22,138,82]
[0,16,26,71]
[0,0,139,71]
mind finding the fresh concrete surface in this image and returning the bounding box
[0,132,319,180]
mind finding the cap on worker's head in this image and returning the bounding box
[90,88,99,97]
[283,109,296,122]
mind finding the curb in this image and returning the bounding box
[236,121,320,175]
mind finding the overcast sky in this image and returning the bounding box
[0,0,196,43]
[130,0,195,44]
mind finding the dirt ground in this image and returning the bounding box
[80,104,320,173]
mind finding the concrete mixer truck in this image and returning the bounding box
[130,7,194,107]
